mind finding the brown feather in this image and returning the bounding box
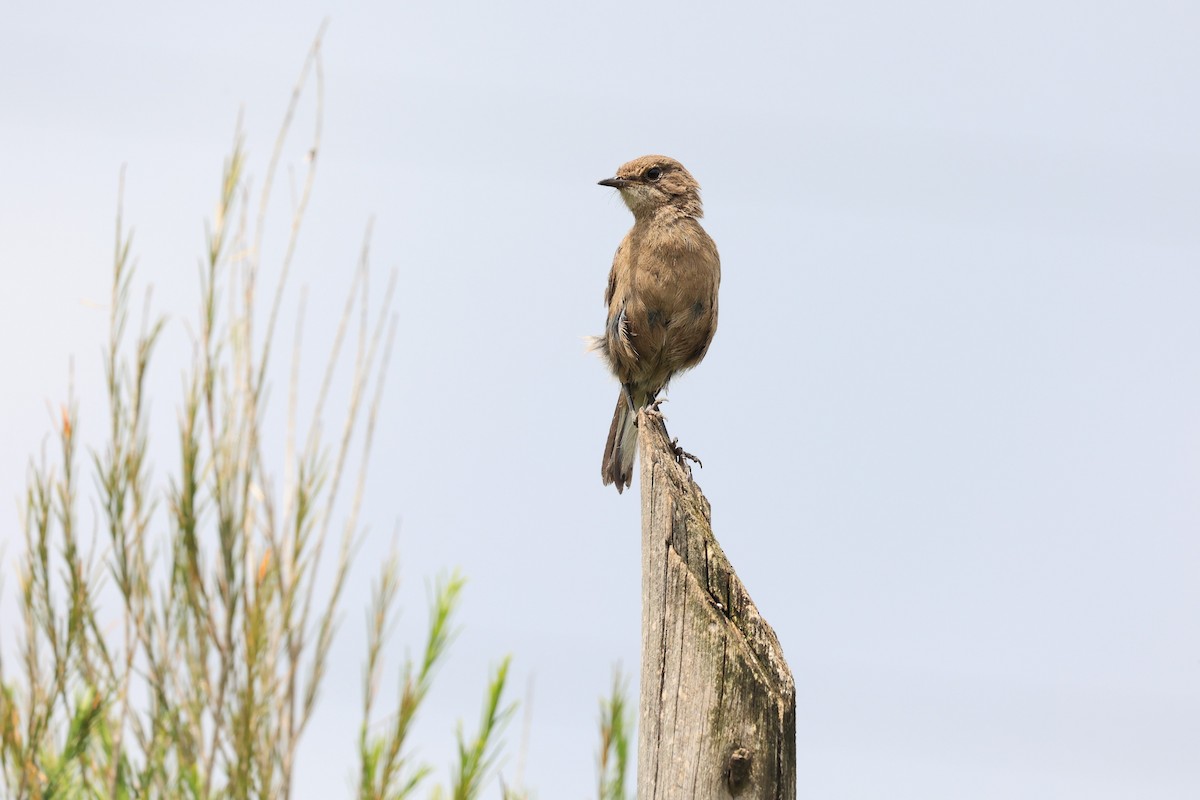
[594,156,721,493]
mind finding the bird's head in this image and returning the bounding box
[598,155,703,219]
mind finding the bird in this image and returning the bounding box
[591,155,721,493]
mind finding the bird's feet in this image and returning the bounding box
[643,396,668,422]
[671,437,703,480]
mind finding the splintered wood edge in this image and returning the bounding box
[636,410,795,698]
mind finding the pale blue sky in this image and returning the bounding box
[2,2,1198,797]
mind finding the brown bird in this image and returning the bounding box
[592,155,721,493]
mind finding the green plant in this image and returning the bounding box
[597,669,631,800]
[0,32,514,800]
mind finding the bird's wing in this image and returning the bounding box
[603,243,621,307]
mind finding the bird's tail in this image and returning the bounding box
[602,390,642,493]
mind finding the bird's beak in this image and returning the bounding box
[598,177,630,189]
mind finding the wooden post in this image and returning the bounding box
[637,412,796,799]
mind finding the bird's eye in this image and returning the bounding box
[645,167,662,182]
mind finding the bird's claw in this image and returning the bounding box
[671,437,703,479]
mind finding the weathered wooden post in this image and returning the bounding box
[637,412,796,798]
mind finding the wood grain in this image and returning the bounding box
[638,412,796,798]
